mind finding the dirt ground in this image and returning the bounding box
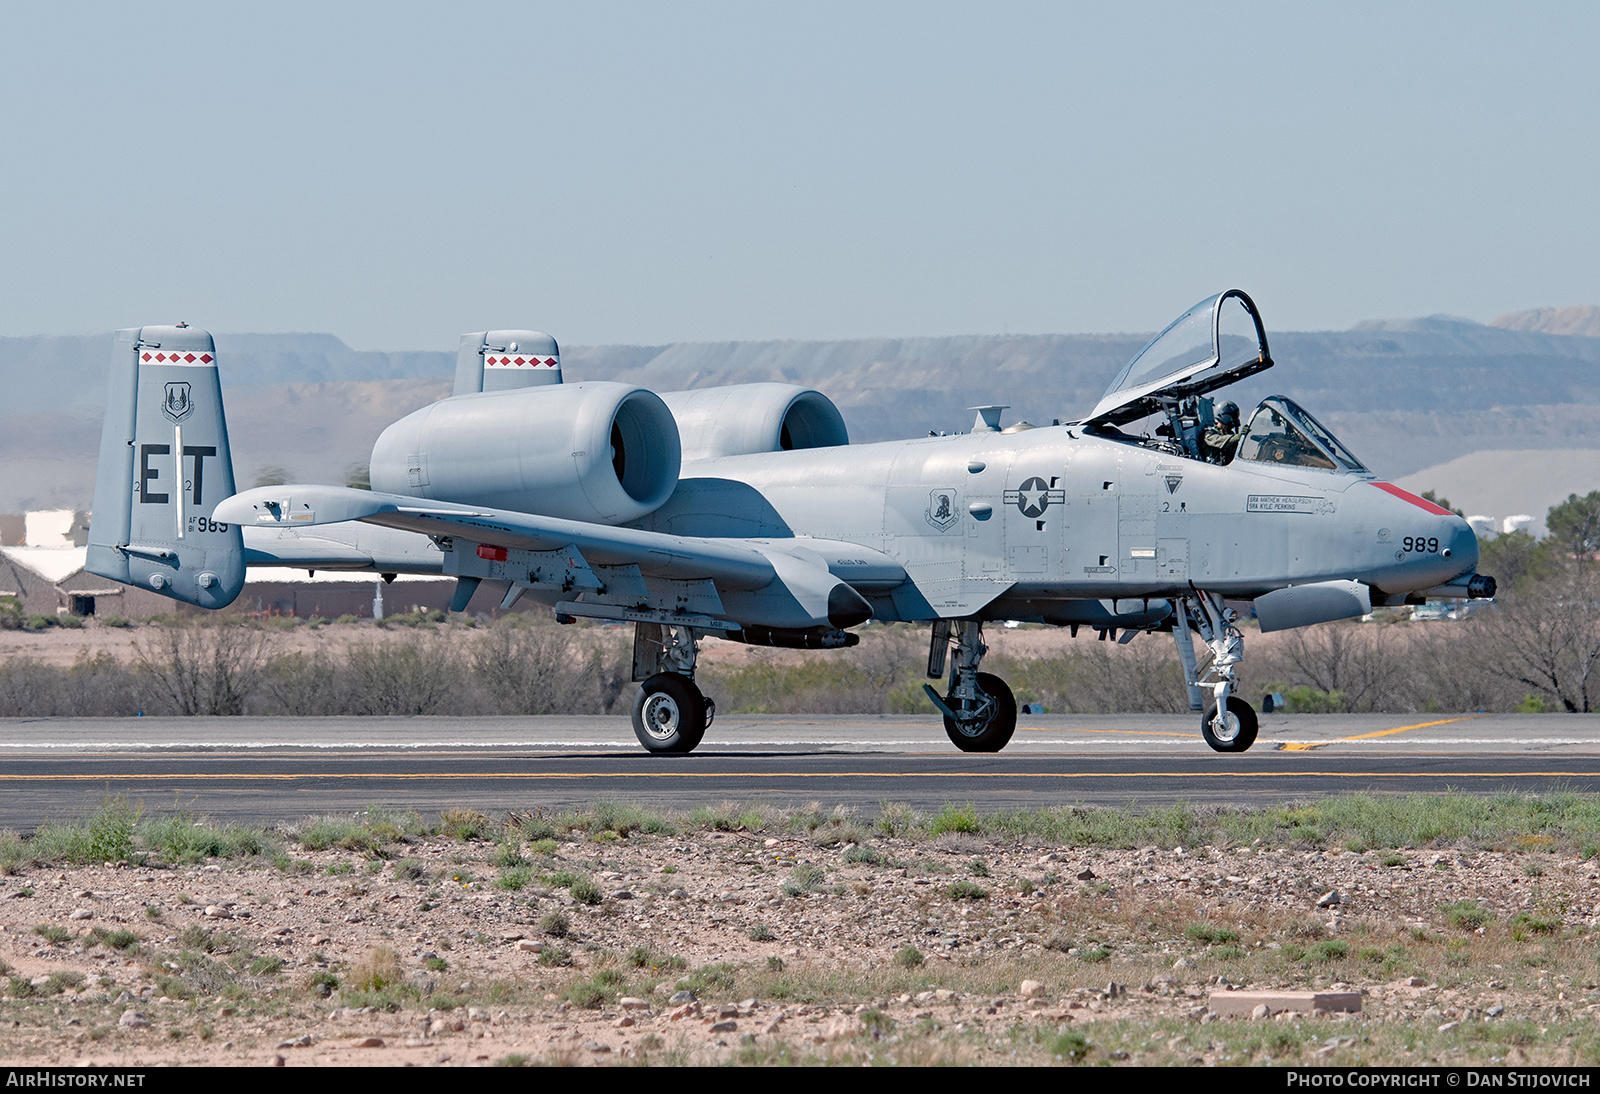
[1,817,1597,1067]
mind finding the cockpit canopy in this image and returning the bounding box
[1079,290,1370,475]
[1236,396,1367,473]
[1084,289,1273,427]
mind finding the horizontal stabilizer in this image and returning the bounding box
[216,484,777,590]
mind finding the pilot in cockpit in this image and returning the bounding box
[1201,401,1241,464]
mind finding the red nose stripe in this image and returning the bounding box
[1371,482,1453,516]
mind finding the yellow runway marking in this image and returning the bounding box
[1277,715,1485,751]
[0,769,1587,783]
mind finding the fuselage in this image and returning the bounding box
[631,423,1478,622]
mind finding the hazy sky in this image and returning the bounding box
[2,3,1596,349]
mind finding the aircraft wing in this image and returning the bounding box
[214,484,902,631]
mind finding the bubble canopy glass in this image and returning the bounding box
[1236,396,1367,473]
[1083,289,1273,427]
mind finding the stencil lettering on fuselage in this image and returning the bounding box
[1246,494,1334,515]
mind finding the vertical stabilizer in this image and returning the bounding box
[452,330,561,395]
[86,326,245,609]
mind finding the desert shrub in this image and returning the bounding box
[0,831,30,874]
[1054,1030,1090,1062]
[892,945,924,968]
[1184,924,1240,945]
[131,620,273,715]
[34,925,70,946]
[781,864,829,897]
[496,867,531,891]
[703,626,923,715]
[565,979,609,1009]
[295,815,384,854]
[90,927,142,952]
[844,844,882,865]
[929,805,981,836]
[1308,940,1349,962]
[32,797,140,864]
[470,624,627,715]
[1510,912,1560,940]
[141,815,269,862]
[258,651,345,715]
[349,946,403,992]
[343,634,464,715]
[1444,900,1493,931]
[440,808,487,841]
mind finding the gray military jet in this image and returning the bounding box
[86,291,1492,754]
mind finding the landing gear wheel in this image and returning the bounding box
[942,672,1017,753]
[631,673,708,754]
[1201,695,1258,753]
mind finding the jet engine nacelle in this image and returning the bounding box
[369,382,681,525]
[659,383,848,461]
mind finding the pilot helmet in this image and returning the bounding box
[1216,401,1240,428]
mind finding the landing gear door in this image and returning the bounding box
[1080,289,1273,428]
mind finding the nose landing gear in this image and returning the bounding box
[1177,592,1258,753]
[924,621,1018,752]
[1200,694,1258,752]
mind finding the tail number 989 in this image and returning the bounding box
[1402,536,1439,553]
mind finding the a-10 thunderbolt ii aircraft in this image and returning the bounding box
[87,290,1493,754]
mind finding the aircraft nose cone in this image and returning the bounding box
[1446,517,1479,572]
[827,583,873,628]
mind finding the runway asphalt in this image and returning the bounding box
[2,711,1598,827]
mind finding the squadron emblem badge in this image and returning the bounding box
[925,488,959,531]
[162,382,194,423]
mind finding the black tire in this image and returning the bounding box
[631,674,707,754]
[941,672,1018,753]
[1201,695,1258,753]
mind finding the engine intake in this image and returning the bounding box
[369,382,681,525]
[659,383,848,461]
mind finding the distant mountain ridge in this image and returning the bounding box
[4,313,1599,512]
[1492,305,1600,338]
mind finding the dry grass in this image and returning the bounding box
[348,945,404,992]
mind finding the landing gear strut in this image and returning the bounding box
[630,624,714,754]
[924,620,1017,752]
[1176,592,1258,753]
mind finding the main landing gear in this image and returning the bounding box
[924,620,1017,752]
[630,624,715,754]
[1174,592,1258,753]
